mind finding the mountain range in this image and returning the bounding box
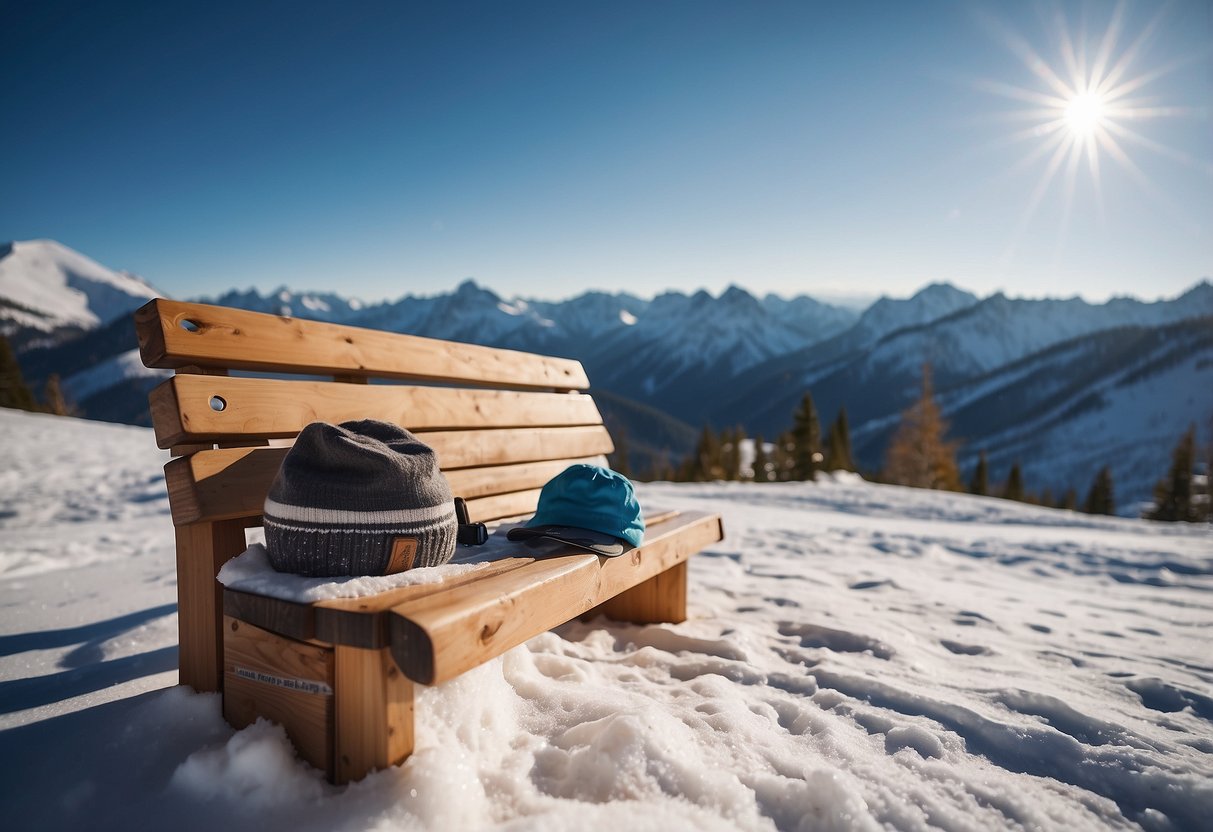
[3,238,1210,511]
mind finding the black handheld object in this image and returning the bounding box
[454,497,488,546]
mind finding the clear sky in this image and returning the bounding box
[2,0,1210,303]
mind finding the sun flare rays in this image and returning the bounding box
[973,1,1208,261]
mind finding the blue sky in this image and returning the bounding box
[2,0,1210,303]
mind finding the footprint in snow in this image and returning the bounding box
[777,622,895,660]
[848,578,896,591]
[940,639,992,656]
[1125,678,1213,721]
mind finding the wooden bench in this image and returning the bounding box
[134,298,724,784]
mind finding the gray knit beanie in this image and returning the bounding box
[263,420,457,577]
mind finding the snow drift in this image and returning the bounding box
[1,409,1211,831]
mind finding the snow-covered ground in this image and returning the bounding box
[1,409,1210,831]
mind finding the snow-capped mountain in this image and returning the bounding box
[855,317,1213,509]
[202,286,371,324]
[848,282,980,349]
[0,240,161,338]
[716,281,1213,436]
[5,238,1210,507]
[950,317,1213,509]
[859,282,1213,384]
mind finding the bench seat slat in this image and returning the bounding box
[389,511,724,685]
[221,510,699,649]
[150,374,603,449]
[135,299,590,391]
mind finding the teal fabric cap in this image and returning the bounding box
[506,464,644,555]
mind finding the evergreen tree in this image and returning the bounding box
[720,426,745,482]
[1083,467,1115,515]
[836,406,854,472]
[882,364,961,490]
[789,392,822,481]
[689,424,722,481]
[1003,461,1024,502]
[1059,488,1078,511]
[1147,425,1199,522]
[772,431,795,482]
[751,434,769,482]
[824,407,856,472]
[968,451,989,496]
[0,336,38,412]
[1039,487,1055,508]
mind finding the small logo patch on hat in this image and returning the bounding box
[387,537,419,573]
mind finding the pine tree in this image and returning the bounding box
[882,364,961,490]
[1039,487,1055,508]
[789,392,822,481]
[1003,461,1024,502]
[1059,488,1078,511]
[824,408,856,472]
[689,424,722,482]
[720,426,744,482]
[968,451,989,496]
[751,434,769,482]
[1083,467,1115,515]
[772,431,795,482]
[1148,426,1199,522]
[0,336,38,412]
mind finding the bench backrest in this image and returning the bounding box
[135,298,613,529]
[136,298,614,693]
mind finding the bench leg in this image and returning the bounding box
[334,646,415,784]
[176,519,248,692]
[593,560,688,625]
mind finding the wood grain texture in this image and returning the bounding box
[388,511,724,685]
[164,439,611,526]
[588,560,688,624]
[224,587,317,642]
[176,519,250,692]
[134,298,589,390]
[216,512,693,650]
[149,374,603,449]
[222,616,334,775]
[462,488,545,524]
[444,456,606,500]
[333,646,414,784]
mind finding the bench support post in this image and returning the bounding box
[175,519,249,692]
[592,560,688,625]
[334,646,415,784]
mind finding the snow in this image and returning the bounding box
[867,284,1213,381]
[61,347,174,403]
[216,530,558,603]
[0,240,160,331]
[2,408,1211,831]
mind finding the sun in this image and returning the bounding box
[1064,91,1106,138]
[971,1,1208,256]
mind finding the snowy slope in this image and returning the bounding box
[858,282,1213,382]
[2,410,1211,831]
[61,348,172,403]
[712,283,981,428]
[940,318,1213,510]
[0,240,160,333]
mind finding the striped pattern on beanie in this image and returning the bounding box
[263,420,457,577]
